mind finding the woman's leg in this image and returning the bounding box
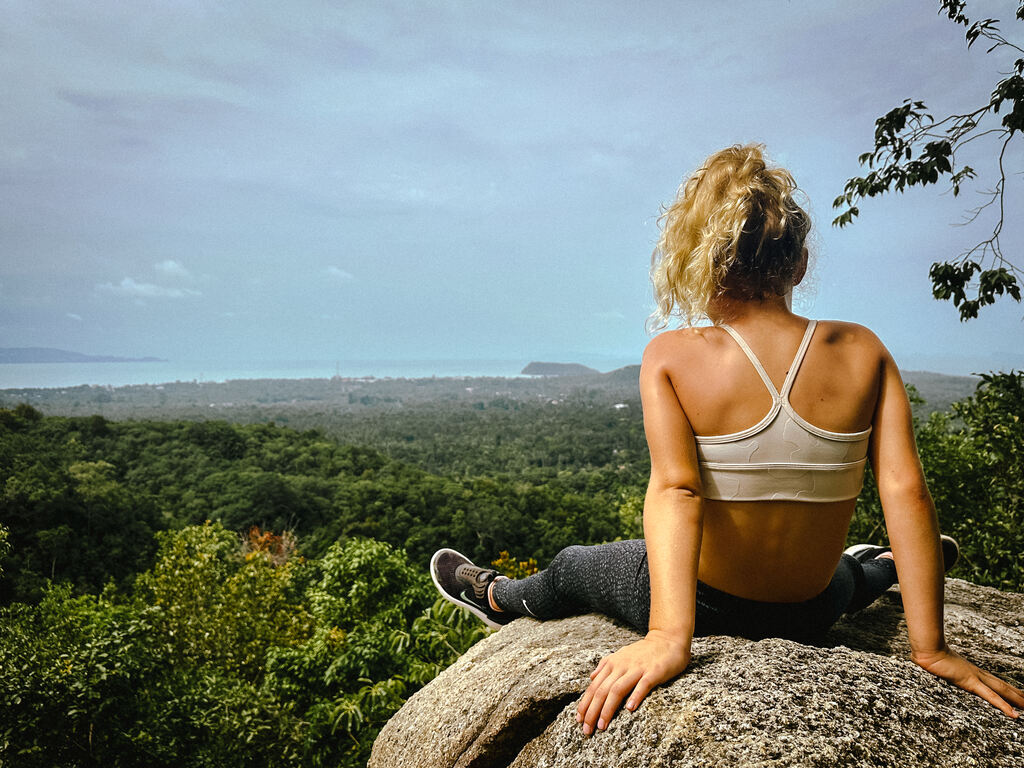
[491,540,651,632]
[489,545,899,638]
[684,553,899,641]
[841,553,899,614]
[436,540,907,638]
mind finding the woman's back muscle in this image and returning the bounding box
[658,318,883,439]
[644,317,887,601]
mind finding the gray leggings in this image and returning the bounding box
[490,539,897,641]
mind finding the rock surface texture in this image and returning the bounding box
[370,579,1024,768]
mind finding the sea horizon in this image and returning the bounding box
[0,356,642,390]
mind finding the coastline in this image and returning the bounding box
[0,355,643,391]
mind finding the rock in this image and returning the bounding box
[370,579,1024,768]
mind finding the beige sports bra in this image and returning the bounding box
[694,320,872,502]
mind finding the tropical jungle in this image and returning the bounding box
[1,368,1022,767]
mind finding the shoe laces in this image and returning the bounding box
[455,564,496,601]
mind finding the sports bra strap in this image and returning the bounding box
[720,320,818,401]
[780,320,817,399]
[720,324,780,398]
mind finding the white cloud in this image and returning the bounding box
[66,312,83,321]
[154,259,191,279]
[326,266,355,282]
[97,277,201,299]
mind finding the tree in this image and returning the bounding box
[834,0,1023,319]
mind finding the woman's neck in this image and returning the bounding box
[708,294,797,327]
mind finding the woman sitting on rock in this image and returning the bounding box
[431,144,1024,734]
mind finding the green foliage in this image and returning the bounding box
[2,366,1023,764]
[0,407,626,604]
[0,528,483,767]
[491,550,539,578]
[834,0,1023,319]
[0,406,162,603]
[945,371,1024,587]
[307,538,428,630]
[0,585,161,766]
[616,489,645,540]
[849,373,1024,590]
[135,522,314,679]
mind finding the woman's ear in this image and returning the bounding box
[793,247,809,286]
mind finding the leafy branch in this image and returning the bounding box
[833,0,1023,320]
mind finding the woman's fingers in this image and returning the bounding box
[595,669,644,731]
[625,675,657,712]
[916,649,1023,719]
[983,671,1024,709]
[577,636,692,735]
[580,664,641,735]
[580,660,666,734]
[577,664,610,722]
[579,666,616,734]
[965,678,1018,719]
[976,672,1024,718]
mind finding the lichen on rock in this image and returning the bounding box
[370,579,1024,768]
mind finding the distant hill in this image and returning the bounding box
[0,348,165,364]
[901,370,979,414]
[601,364,641,385]
[521,361,600,376]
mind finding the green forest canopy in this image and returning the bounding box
[1,369,1022,765]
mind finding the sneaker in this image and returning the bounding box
[844,534,959,573]
[844,543,891,563]
[430,548,515,630]
[939,534,960,572]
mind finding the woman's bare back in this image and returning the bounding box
[645,316,887,601]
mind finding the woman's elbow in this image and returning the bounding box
[878,471,933,511]
[645,481,704,509]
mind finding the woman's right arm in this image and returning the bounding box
[575,334,699,735]
[870,339,1024,718]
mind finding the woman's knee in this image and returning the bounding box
[546,544,591,594]
[548,544,587,575]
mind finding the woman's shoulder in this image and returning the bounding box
[642,326,721,367]
[814,319,888,354]
[642,318,892,372]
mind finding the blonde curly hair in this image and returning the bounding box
[649,144,810,328]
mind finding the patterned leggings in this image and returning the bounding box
[490,539,898,641]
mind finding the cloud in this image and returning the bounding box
[154,259,191,278]
[66,312,83,322]
[56,88,246,132]
[326,266,355,282]
[97,277,201,299]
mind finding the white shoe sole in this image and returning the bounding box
[843,543,889,561]
[429,548,506,630]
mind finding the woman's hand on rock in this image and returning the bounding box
[576,630,691,736]
[911,645,1024,718]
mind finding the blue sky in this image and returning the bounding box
[1,0,1021,375]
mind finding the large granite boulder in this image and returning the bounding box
[370,579,1024,767]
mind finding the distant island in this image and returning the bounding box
[0,348,166,364]
[521,361,600,376]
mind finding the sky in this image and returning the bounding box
[1,0,1022,376]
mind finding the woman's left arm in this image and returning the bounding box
[576,337,703,735]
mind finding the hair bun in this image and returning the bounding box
[649,144,810,328]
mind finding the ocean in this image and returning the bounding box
[0,356,638,390]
